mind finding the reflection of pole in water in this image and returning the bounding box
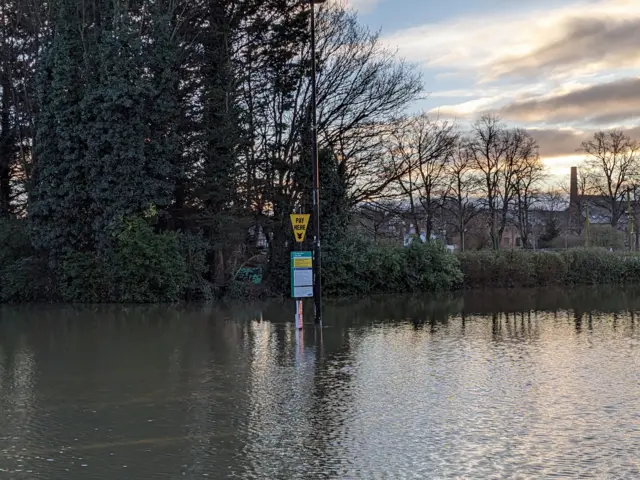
[296,328,304,364]
[295,300,303,330]
[314,323,324,361]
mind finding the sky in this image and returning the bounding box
[344,0,640,179]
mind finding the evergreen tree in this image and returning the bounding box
[6,0,423,301]
[32,0,180,256]
[192,0,249,284]
[539,216,561,248]
[30,0,92,254]
[80,9,179,251]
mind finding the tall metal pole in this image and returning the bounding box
[310,1,322,324]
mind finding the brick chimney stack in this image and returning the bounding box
[570,166,578,206]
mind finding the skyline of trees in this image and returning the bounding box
[359,124,640,250]
[1,0,640,302]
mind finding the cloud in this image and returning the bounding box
[542,155,586,178]
[382,0,640,174]
[500,77,640,125]
[490,18,640,80]
[430,97,498,120]
[528,129,591,158]
[342,0,382,13]
[528,125,640,159]
[383,0,640,81]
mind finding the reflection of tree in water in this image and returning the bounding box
[573,309,584,333]
[491,312,502,341]
[213,285,640,336]
[486,310,542,343]
[0,293,638,476]
[325,294,464,330]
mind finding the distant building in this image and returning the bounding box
[569,166,612,230]
[568,165,637,231]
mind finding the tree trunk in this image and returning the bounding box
[0,76,12,217]
[214,248,225,286]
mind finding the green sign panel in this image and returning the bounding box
[291,251,313,298]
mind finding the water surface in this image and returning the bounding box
[1,287,639,478]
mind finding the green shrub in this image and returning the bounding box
[322,236,372,296]
[458,248,640,289]
[620,255,640,284]
[457,250,494,288]
[0,219,52,302]
[1,256,52,302]
[56,251,107,302]
[534,251,567,285]
[561,248,625,285]
[54,217,195,303]
[403,242,462,292]
[458,250,537,288]
[178,232,214,301]
[500,250,537,288]
[322,237,462,296]
[108,216,189,302]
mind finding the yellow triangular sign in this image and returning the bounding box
[290,214,310,243]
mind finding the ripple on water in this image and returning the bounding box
[0,304,639,479]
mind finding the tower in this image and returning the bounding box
[569,166,580,234]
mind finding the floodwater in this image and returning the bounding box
[0,287,639,479]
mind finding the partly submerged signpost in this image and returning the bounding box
[291,251,313,299]
[290,214,313,329]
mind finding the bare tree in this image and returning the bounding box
[467,115,503,249]
[444,141,481,251]
[580,130,640,227]
[467,115,538,249]
[356,200,401,242]
[239,3,422,220]
[511,137,544,248]
[541,187,569,212]
[233,1,422,273]
[388,113,457,240]
[387,121,422,237]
